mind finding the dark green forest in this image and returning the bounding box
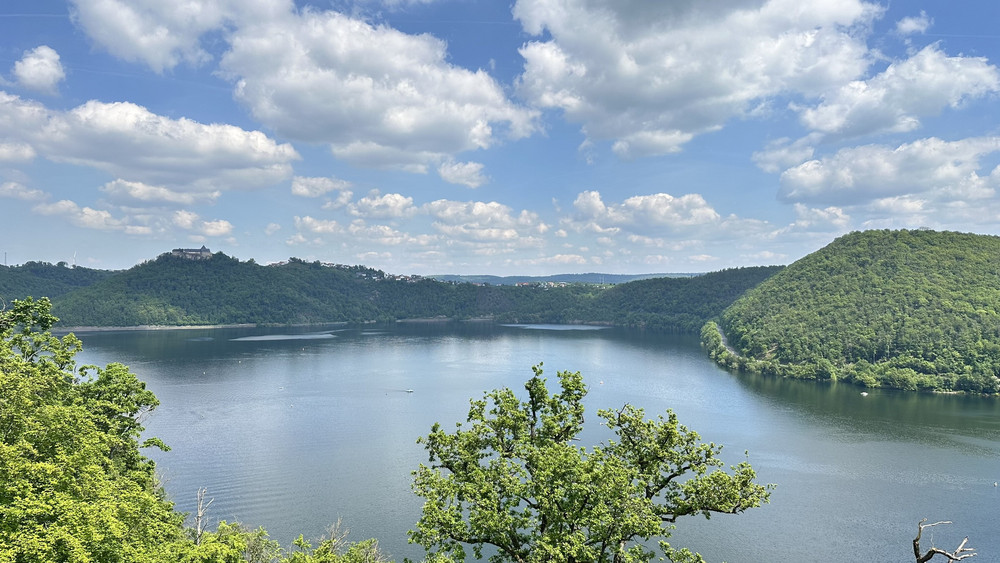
[0,252,781,332]
[0,261,116,301]
[708,229,1000,394]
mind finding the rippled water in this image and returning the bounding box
[73,323,1000,562]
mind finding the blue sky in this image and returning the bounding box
[2,0,1000,274]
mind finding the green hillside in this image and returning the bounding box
[45,251,778,330]
[590,266,783,332]
[708,229,1000,394]
[0,261,116,303]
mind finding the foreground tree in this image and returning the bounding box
[0,297,188,562]
[410,364,772,562]
[1,297,398,563]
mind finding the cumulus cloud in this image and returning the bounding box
[12,46,65,94]
[101,179,220,205]
[438,160,487,188]
[772,203,851,236]
[514,0,880,157]
[424,199,548,243]
[294,215,342,234]
[34,199,129,231]
[779,136,1000,204]
[173,209,233,236]
[220,9,537,170]
[752,135,818,173]
[67,0,276,73]
[0,181,45,201]
[291,176,352,198]
[896,11,932,35]
[0,93,298,192]
[347,221,434,246]
[0,142,36,162]
[350,190,417,218]
[569,190,720,235]
[798,45,1000,138]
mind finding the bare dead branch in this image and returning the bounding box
[914,519,977,562]
[194,487,214,546]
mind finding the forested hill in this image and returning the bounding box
[710,229,1000,394]
[25,252,780,330]
[0,261,116,303]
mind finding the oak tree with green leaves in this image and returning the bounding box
[410,365,772,563]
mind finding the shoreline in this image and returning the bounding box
[55,322,343,334]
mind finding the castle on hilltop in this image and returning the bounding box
[171,246,212,260]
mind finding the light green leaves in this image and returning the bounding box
[411,364,772,563]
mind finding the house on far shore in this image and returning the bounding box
[171,246,212,260]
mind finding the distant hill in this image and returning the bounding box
[0,262,117,304]
[34,252,779,331]
[706,229,1000,394]
[429,272,699,285]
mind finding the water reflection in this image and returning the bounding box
[71,323,1000,562]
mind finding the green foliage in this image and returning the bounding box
[410,364,771,563]
[0,262,115,304]
[0,297,188,562]
[0,297,392,562]
[716,229,1000,394]
[589,267,783,332]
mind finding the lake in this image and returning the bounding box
[73,322,1000,561]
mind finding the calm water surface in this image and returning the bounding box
[73,323,1000,562]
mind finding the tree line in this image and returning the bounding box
[0,252,781,332]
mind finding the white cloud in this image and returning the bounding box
[346,222,423,246]
[12,46,65,94]
[896,11,932,35]
[34,199,128,231]
[101,179,219,205]
[569,190,720,235]
[294,215,342,234]
[0,94,299,193]
[173,209,233,236]
[265,222,281,235]
[438,160,487,188]
[514,0,880,157]
[291,176,352,198]
[0,142,36,162]
[752,135,818,173]
[285,233,308,246]
[773,203,851,236]
[67,0,262,73]
[350,190,416,219]
[220,9,537,170]
[798,45,1000,137]
[0,181,45,201]
[172,209,198,230]
[424,199,548,243]
[779,136,1000,204]
[47,100,299,190]
[200,219,234,237]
